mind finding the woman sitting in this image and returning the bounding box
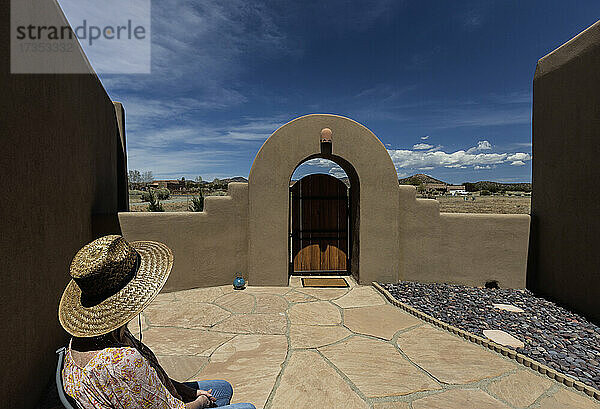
[58,235,256,409]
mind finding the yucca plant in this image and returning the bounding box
[147,190,164,212]
[189,190,204,212]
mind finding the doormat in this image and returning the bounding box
[302,277,349,288]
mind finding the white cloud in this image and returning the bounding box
[329,166,348,179]
[292,159,348,180]
[303,158,336,168]
[510,161,526,166]
[421,135,430,140]
[412,143,434,150]
[387,141,532,171]
[466,140,492,154]
[507,153,531,161]
[126,147,246,180]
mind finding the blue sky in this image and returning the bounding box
[59,0,599,184]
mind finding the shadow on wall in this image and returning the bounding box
[0,1,128,408]
[528,20,600,326]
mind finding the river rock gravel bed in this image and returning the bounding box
[381,281,600,391]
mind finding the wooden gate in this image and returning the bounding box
[290,174,349,274]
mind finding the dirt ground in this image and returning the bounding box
[433,195,530,214]
[130,193,531,214]
[128,192,226,212]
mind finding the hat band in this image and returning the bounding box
[80,253,141,308]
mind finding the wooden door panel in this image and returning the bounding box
[291,174,349,273]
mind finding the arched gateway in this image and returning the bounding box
[248,114,400,285]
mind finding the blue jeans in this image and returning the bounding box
[184,380,256,408]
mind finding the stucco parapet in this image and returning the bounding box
[226,182,249,200]
[440,213,531,222]
[415,198,440,211]
[535,20,600,80]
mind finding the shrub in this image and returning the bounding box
[140,191,151,202]
[480,190,491,196]
[155,188,170,200]
[189,190,204,212]
[147,191,164,212]
[140,188,170,202]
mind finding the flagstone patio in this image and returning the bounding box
[130,277,600,409]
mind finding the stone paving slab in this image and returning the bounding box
[372,402,410,409]
[487,369,553,408]
[295,287,349,300]
[284,290,317,303]
[320,336,441,398]
[289,325,351,349]
[211,313,287,335]
[142,327,234,356]
[332,286,386,308]
[536,388,600,408]
[343,304,422,340]
[288,301,342,325]
[253,294,289,313]
[197,335,288,409]
[133,277,600,409]
[483,329,525,349]
[270,350,369,409]
[175,286,225,303]
[144,301,231,328]
[214,291,255,313]
[396,325,515,384]
[155,355,208,382]
[411,389,511,409]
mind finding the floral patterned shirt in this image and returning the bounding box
[62,344,186,409]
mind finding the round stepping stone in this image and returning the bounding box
[483,329,524,348]
[492,303,524,313]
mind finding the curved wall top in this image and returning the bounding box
[248,114,400,285]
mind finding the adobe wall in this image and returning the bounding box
[399,186,530,288]
[0,1,125,407]
[118,183,249,291]
[529,20,600,324]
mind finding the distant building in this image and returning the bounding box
[447,185,467,195]
[149,179,186,191]
[423,183,447,193]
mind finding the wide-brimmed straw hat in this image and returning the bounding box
[59,235,173,337]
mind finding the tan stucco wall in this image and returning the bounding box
[399,185,530,288]
[248,114,401,285]
[529,20,600,325]
[0,1,124,407]
[118,183,249,291]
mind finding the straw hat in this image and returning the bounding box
[59,235,173,337]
